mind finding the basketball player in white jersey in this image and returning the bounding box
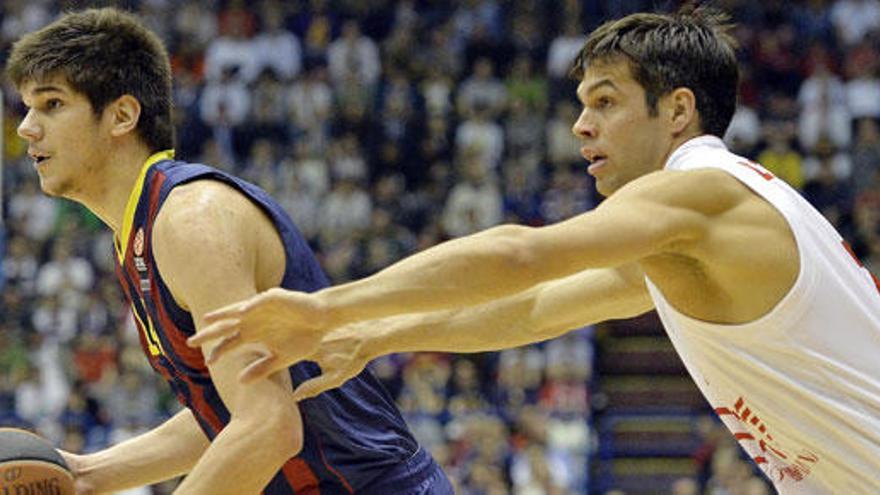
[190,8,880,493]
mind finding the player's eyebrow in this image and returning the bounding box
[21,85,67,107]
[30,84,66,95]
[585,79,618,95]
[577,79,618,104]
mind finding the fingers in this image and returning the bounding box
[204,332,245,364]
[187,319,241,348]
[202,299,252,324]
[291,372,348,401]
[58,450,79,471]
[239,353,284,383]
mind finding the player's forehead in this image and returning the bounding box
[18,73,78,104]
[576,59,640,100]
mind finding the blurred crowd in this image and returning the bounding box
[1,0,879,493]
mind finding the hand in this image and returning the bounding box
[186,288,329,383]
[291,323,374,401]
[59,450,98,495]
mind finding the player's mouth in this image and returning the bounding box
[581,147,608,176]
[29,150,51,169]
[588,158,608,175]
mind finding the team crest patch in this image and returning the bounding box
[133,227,145,257]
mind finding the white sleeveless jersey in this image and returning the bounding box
[644,136,880,494]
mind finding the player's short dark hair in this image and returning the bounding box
[570,7,738,137]
[6,7,174,151]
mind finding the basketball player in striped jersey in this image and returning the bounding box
[9,8,452,495]
[193,8,880,493]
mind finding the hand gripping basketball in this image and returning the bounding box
[0,428,76,495]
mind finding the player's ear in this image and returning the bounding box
[667,87,697,136]
[108,94,141,138]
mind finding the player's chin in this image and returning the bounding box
[37,175,68,198]
[594,178,617,198]
[37,180,61,197]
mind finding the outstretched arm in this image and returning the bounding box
[290,263,654,399]
[314,170,706,323]
[189,169,712,373]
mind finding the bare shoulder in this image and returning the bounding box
[151,180,265,304]
[152,179,286,310]
[608,168,753,215]
[157,180,254,230]
[152,180,274,248]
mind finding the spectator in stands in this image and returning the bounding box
[286,63,333,148]
[327,20,381,93]
[852,117,880,197]
[203,3,258,83]
[455,101,505,172]
[77,291,111,337]
[329,133,369,183]
[546,19,587,92]
[247,69,289,145]
[419,26,463,79]
[844,40,880,121]
[798,60,851,152]
[442,156,503,237]
[421,65,454,118]
[540,165,593,224]
[803,139,855,227]
[2,236,40,296]
[506,96,546,161]
[253,2,302,82]
[318,176,372,245]
[173,1,217,49]
[31,294,78,343]
[501,160,544,225]
[854,194,880,272]
[199,65,251,162]
[830,0,880,46]
[35,239,94,309]
[241,138,280,191]
[757,122,805,189]
[70,334,117,386]
[546,101,583,168]
[7,179,57,243]
[496,346,545,418]
[105,371,160,429]
[511,408,573,494]
[802,135,853,181]
[506,55,548,114]
[724,103,762,156]
[457,57,508,119]
[792,0,836,44]
[0,0,50,46]
[13,357,67,430]
[752,24,801,95]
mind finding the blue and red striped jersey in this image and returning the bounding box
[113,152,422,494]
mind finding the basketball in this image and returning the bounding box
[0,428,75,495]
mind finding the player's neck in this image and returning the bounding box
[74,141,153,235]
[663,129,706,167]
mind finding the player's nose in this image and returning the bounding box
[17,110,42,142]
[572,108,597,139]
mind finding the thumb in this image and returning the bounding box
[292,373,346,402]
[58,450,78,471]
[239,353,285,383]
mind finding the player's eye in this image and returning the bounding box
[595,96,613,109]
[46,98,63,110]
